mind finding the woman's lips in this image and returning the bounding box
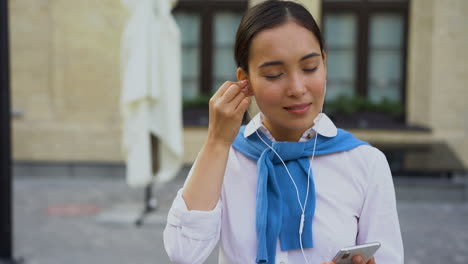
[284,103,311,114]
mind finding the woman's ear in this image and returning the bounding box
[236,67,248,82]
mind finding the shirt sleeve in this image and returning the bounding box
[356,148,404,264]
[163,188,222,264]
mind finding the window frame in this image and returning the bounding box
[173,1,248,97]
[322,0,409,123]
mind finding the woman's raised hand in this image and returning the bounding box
[207,80,251,146]
[182,80,251,211]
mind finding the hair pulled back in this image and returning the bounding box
[234,0,324,73]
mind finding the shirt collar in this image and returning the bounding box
[243,112,338,141]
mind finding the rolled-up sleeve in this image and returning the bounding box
[163,188,222,264]
[356,149,404,264]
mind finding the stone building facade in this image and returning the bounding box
[9,0,468,168]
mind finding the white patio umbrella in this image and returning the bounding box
[120,0,183,188]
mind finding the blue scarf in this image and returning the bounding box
[232,126,368,263]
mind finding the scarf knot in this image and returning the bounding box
[270,141,311,163]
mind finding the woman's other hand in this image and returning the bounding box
[320,256,376,264]
[352,255,375,264]
[207,80,251,146]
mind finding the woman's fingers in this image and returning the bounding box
[212,80,247,99]
[221,81,248,103]
[228,89,249,110]
[212,81,234,100]
[351,255,375,264]
[206,79,251,145]
[211,80,250,113]
[236,96,251,112]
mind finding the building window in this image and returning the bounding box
[368,13,405,102]
[322,0,409,128]
[173,1,247,126]
[174,12,201,99]
[212,12,243,93]
[323,13,358,100]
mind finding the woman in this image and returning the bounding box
[164,1,403,263]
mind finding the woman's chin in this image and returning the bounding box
[285,113,318,129]
[262,110,317,133]
[275,119,316,133]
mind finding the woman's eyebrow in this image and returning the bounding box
[257,52,321,69]
[300,52,320,61]
[258,60,283,69]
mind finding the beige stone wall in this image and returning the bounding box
[300,0,321,23]
[10,0,127,162]
[9,0,468,167]
[431,0,468,165]
[406,0,433,128]
[407,0,468,165]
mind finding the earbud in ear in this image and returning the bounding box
[246,83,254,96]
[242,80,253,96]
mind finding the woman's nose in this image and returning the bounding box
[286,73,306,97]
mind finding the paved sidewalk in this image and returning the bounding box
[12,167,468,264]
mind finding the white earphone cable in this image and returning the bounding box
[246,109,323,264]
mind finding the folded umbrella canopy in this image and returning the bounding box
[121,0,183,187]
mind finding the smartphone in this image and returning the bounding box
[332,242,381,264]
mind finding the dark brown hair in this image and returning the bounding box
[234,0,324,73]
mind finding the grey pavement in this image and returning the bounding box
[11,166,468,264]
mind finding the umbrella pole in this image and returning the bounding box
[0,1,23,263]
[134,182,158,226]
[134,135,159,226]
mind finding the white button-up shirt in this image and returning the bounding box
[164,113,403,264]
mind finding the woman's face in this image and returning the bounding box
[238,21,327,141]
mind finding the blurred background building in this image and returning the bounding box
[9,0,468,175]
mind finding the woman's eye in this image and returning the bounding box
[304,67,318,73]
[264,73,283,80]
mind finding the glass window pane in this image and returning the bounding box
[174,12,200,99]
[213,12,243,93]
[368,13,404,103]
[214,12,241,45]
[182,80,199,99]
[182,47,199,79]
[369,14,403,47]
[324,13,358,101]
[174,12,200,45]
